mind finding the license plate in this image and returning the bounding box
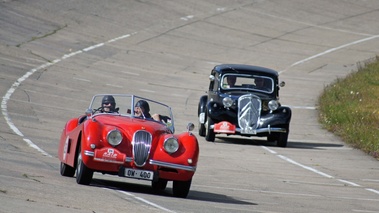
[124,168,154,180]
[241,129,256,134]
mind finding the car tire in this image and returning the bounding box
[60,162,75,177]
[76,149,93,185]
[152,178,168,191]
[198,121,206,137]
[172,178,192,198]
[205,116,215,142]
[267,132,288,147]
[198,96,207,137]
[276,132,288,147]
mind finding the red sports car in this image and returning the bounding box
[58,94,199,198]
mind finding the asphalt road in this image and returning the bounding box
[1,0,379,212]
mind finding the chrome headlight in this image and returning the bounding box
[163,137,179,154]
[107,129,123,146]
[268,100,279,111]
[223,97,233,108]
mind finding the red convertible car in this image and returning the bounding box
[58,94,199,198]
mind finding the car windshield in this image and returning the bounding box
[221,74,274,93]
[88,94,174,131]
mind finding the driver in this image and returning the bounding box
[101,95,117,113]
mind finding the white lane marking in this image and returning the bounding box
[261,145,277,154]
[1,32,135,156]
[73,77,91,82]
[338,179,361,187]
[290,105,317,110]
[23,139,52,157]
[263,146,379,196]
[366,188,379,195]
[277,154,333,178]
[140,89,156,93]
[117,190,176,213]
[280,35,379,74]
[180,15,194,21]
[105,83,123,88]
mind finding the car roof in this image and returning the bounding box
[213,64,279,77]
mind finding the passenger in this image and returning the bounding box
[134,100,167,123]
[134,100,151,119]
[255,78,269,91]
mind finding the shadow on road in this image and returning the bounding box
[212,136,345,150]
[91,178,256,205]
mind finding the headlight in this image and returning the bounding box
[268,100,279,111]
[163,137,179,154]
[223,97,233,108]
[107,129,123,146]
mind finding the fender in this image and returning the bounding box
[198,95,208,115]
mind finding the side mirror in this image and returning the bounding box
[187,123,195,132]
[280,81,286,87]
[85,108,92,116]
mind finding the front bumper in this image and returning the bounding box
[84,149,196,172]
[211,122,287,135]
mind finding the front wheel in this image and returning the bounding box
[172,178,192,198]
[76,150,93,185]
[60,162,75,177]
[152,178,168,191]
[198,121,206,137]
[205,116,215,142]
[276,132,288,147]
[267,133,288,147]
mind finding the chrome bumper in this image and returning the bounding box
[150,160,196,172]
[210,125,287,135]
[84,150,196,172]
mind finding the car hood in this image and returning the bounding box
[224,91,273,100]
[91,114,170,137]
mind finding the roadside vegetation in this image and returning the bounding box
[318,56,379,160]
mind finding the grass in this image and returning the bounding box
[318,56,379,160]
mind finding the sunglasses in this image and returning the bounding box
[103,102,112,105]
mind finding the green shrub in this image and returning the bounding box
[318,56,379,159]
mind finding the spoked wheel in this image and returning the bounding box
[172,178,192,198]
[76,149,93,185]
[60,162,75,177]
[205,116,215,142]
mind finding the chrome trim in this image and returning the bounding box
[211,124,286,134]
[125,157,133,162]
[149,160,196,172]
[132,130,152,167]
[84,150,94,156]
[235,127,287,134]
[238,94,261,133]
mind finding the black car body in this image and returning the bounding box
[198,64,291,147]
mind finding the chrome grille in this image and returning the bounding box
[132,130,152,167]
[238,94,261,134]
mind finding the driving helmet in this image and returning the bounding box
[135,100,150,113]
[102,95,116,112]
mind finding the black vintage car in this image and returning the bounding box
[197,64,292,147]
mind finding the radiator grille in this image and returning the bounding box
[238,94,261,133]
[132,130,152,167]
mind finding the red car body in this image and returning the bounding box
[58,94,199,198]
